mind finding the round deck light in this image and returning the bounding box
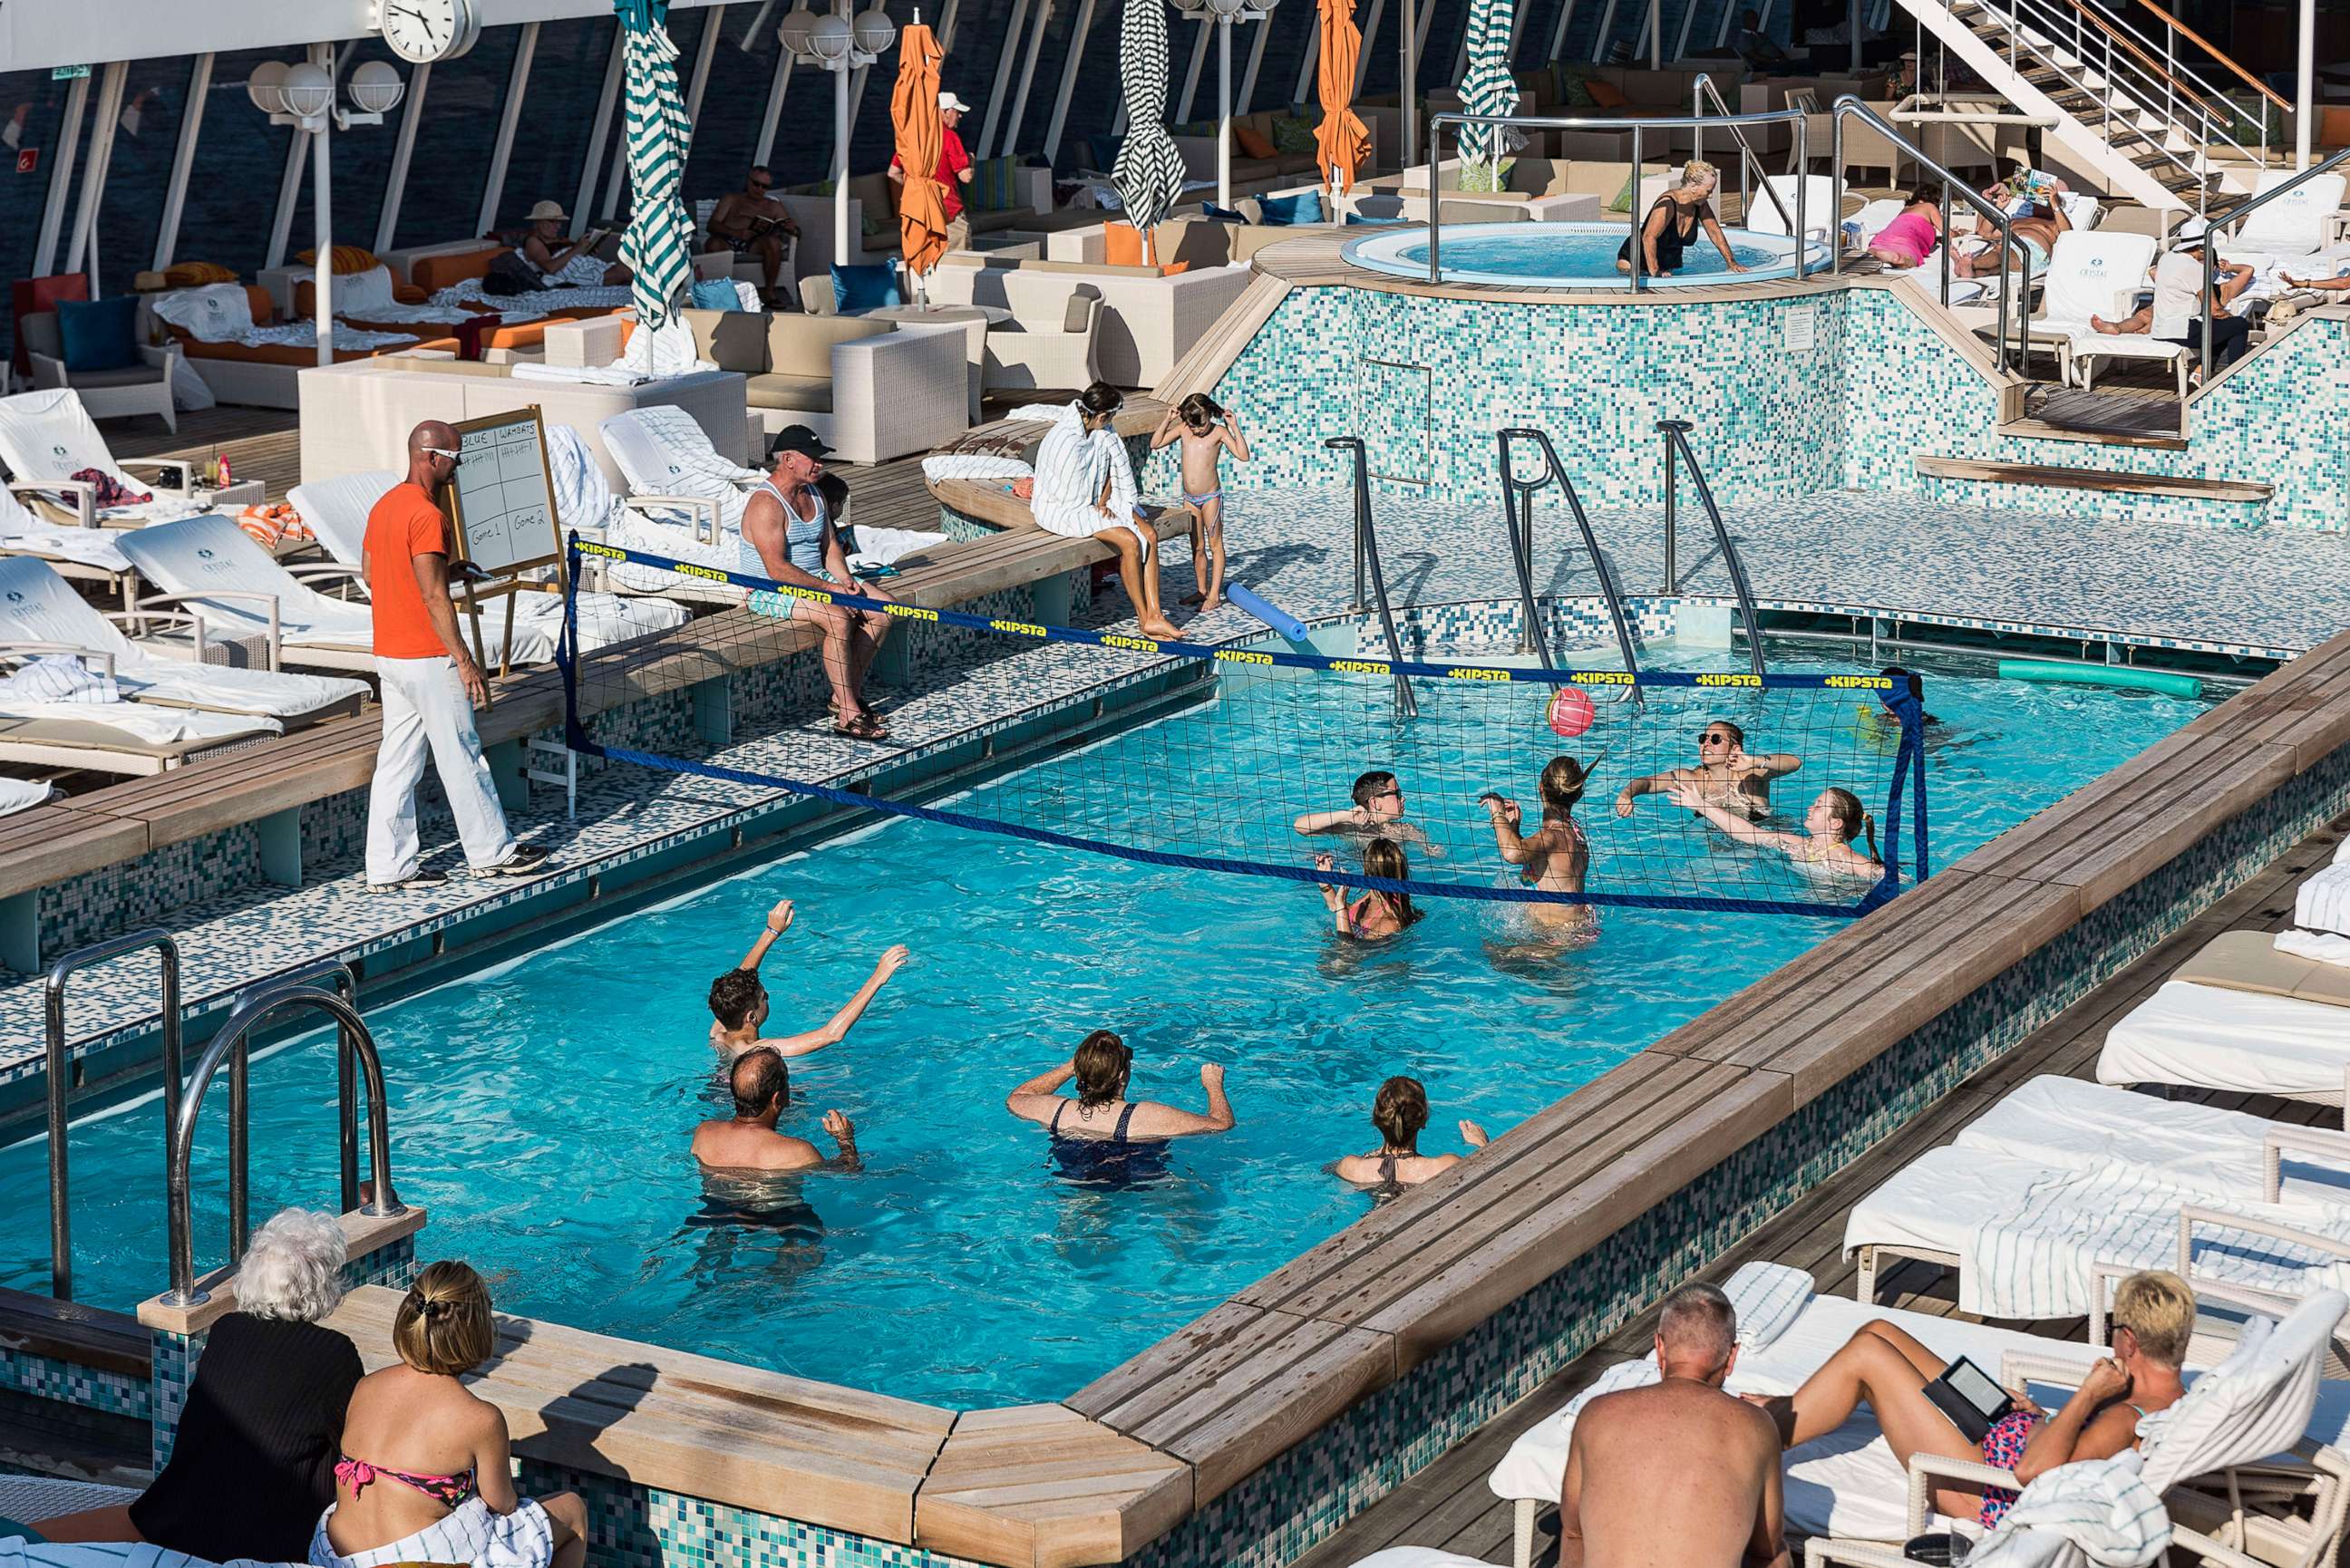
[852,7,898,53]
[1206,0,1249,17]
[777,5,820,56]
[280,63,335,121]
[246,62,289,115]
[807,13,854,62]
[347,61,406,115]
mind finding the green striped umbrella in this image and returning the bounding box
[1456,0,1519,177]
[616,0,696,332]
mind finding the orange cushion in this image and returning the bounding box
[162,261,238,288]
[244,285,276,326]
[2323,106,2350,150]
[1586,80,1629,109]
[1234,125,1277,160]
[1159,261,1190,276]
[409,247,505,291]
[1102,223,1146,267]
[297,245,383,276]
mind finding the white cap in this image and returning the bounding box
[940,91,973,112]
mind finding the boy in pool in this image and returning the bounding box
[1151,393,1252,615]
[708,897,912,1062]
[1293,769,1438,853]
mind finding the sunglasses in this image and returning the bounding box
[1375,788,1403,800]
[422,446,465,466]
[750,180,772,190]
[1699,732,1733,745]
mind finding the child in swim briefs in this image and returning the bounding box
[1151,392,1254,615]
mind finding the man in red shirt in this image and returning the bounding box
[360,419,550,891]
[889,91,976,253]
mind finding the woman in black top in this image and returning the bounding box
[38,1208,364,1560]
[1617,160,1750,278]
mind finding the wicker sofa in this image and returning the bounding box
[925,256,1253,389]
[675,305,968,461]
[776,166,1058,270]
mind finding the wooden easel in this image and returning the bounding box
[441,405,568,698]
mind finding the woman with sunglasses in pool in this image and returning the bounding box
[1667,784,1882,880]
[1613,721,1801,823]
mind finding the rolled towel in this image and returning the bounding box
[0,654,117,705]
[2297,864,2350,938]
[2277,928,2350,970]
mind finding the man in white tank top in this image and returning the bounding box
[742,425,898,740]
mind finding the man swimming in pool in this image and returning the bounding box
[708,898,911,1063]
[1293,769,1437,853]
[691,1048,862,1174]
[1614,721,1801,822]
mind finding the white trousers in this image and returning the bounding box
[365,655,515,883]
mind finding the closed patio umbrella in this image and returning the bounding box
[1315,0,1368,194]
[893,24,951,286]
[1111,0,1186,260]
[1455,0,1519,181]
[616,0,696,334]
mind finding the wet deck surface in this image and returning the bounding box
[1290,805,2350,1568]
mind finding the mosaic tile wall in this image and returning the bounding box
[1175,286,2349,531]
[300,790,370,874]
[0,1345,150,1422]
[37,826,264,958]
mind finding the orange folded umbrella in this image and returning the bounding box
[1316,0,1370,195]
[892,24,949,278]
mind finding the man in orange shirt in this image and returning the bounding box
[362,420,549,891]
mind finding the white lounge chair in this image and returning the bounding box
[2096,979,2350,1108]
[0,557,367,726]
[1489,1264,2350,1567]
[2217,170,2350,270]
[0,388,211,527]
[0,648,281,775]
[286,463,702,633]
[0,476,141,609]
[2025,230,2157,377]
[598,405,764,534]
[2175,928,2350,1009]
[1743,174,1842,245]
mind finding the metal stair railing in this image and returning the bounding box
[162,980,403,1308]
[1689,73,1801,239]
[2192,143,2350,383]
[1828,98,2028,375]
[1325,436,1418,719]
[44,931,182,1302]
[1496,428,1646,701]
[1657,421,1767,679]
[230,959,368,1218]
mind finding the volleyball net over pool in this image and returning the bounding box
[558,540,1928,920]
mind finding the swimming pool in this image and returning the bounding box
[0,649,2207,1406]
[1343,221,1830,288]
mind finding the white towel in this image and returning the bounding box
[510,361,651,388]
[920,452,1032,485]
[1,654,115,704]
[2277,928,2350,969]
[2297,864,2350,937]
[0,527,132,572]
[1962,1456,2170,1568]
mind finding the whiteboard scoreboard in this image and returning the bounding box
[447,407,560,577]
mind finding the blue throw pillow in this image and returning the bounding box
[56,295,141,373]
[1203,203,1249,223]
[1344,214,1407,226]
[690,276,743,311]
[1255,191,1324,227]
[832,263,902,313]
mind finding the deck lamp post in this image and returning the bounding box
[250,54,404,367]
[1173,0,1281,211]
[782,2,902,266]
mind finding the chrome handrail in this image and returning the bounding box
[1690,73,1798,239]
[164,982,403,1307]
[44,931,182,1302]
[1830,96,2025,375]
[2193,143,2350,385]
[1325,436,1418,719]
[1657,421,1767,679]
[1497,429,1646,700]
[234,960,364,1219]
[1424,106,1811,291]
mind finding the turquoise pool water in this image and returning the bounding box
[1342,220,1829,288]
[0,651,2207,1405]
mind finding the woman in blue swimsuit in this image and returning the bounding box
[1005,1031,1237,1181]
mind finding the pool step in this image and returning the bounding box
[1913,456,2273,504]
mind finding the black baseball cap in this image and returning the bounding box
[768,424,835,462]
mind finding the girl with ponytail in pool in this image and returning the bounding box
[1484,756,1598,942]
[1667,783,1882,879]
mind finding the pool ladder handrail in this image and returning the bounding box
[1656,421,1767,680]
[1495,429,1645,702]
[1687,73,1801,243]
[1423,106,1811,294]
[164,975,403,1308]
[44,930,183,1302]
[1325,436,1418,719]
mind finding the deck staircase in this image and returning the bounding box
[1889,0,2280,213]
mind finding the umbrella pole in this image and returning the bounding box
[1400,0,1417,166]
[834,63,853,266]
[1217,16,1234,211]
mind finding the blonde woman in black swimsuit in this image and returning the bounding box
[1617,161,1751,278]
[1334,1076,1489,1195]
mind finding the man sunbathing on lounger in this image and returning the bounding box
[1742,1270,2192,1533]
[1559,1283,1788,1568]
[708,897,910,1063]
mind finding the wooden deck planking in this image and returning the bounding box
[1287,805,2349,1568]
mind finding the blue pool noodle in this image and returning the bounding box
[1227,582,1309,644]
